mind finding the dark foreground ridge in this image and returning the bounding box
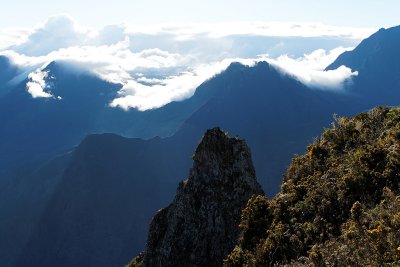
[225,107,400,266]
[129,128,264,267]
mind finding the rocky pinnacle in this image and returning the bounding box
[141,128,264,267]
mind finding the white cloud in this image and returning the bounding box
[264,47,358,89]
[10,14,94,56]
[26,69,53,98]
[2,14,375,57]
[0,28,30,50]
[110,58,257,111]
[109,49,358,111]
[1,15,365,110]
[2,41,358,110]
[121,22,375,40]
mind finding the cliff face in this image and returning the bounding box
[140,128,264,267]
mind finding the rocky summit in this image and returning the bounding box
[134,128,264,267]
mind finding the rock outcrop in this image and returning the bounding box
[139,128,264,267]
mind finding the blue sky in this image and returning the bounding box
[1,0,399,29]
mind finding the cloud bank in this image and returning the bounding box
[110,58,260,110]
[1,14,374,57]
[265,47,358,90]
[0,15,366,110]
[10,15,92,56]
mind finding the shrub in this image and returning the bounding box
[225,107,400,266]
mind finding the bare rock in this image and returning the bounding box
[142,128,264,267]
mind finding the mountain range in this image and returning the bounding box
[1,25,400,266]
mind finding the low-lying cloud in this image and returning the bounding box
[26,69,53,98]
[110,58,259,110]
[265,47,358,90]
[110,49,358,110]
[0,15,367,110]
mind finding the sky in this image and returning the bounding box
[0,1,398,111]
[0,0,399,29]
[0,0,400,28]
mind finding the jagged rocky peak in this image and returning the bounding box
[191,127,261,188]
[136,127,264,267]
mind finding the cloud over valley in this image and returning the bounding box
[0,15,371,110]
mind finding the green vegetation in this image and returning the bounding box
[225,107,400,266]
[125,253,144,267]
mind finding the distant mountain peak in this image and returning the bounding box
[324,24,400,99]
[326,25,400,72]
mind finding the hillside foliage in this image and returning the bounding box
[224,106,400,266]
